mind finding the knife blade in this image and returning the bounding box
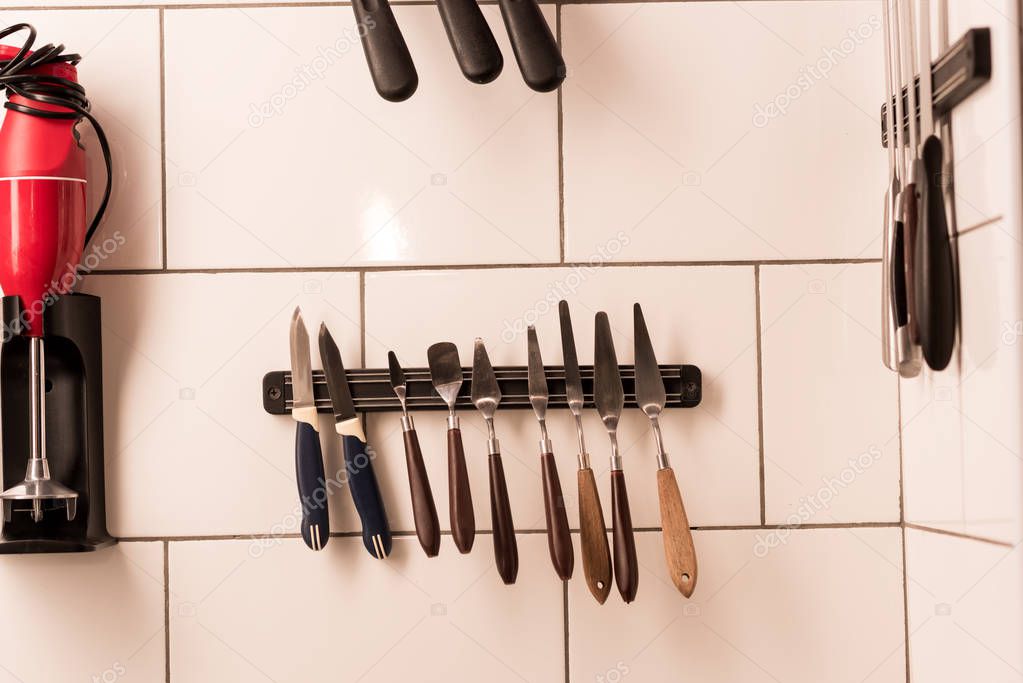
[319,324,392,559]
[388,351,440,558]
[634,303,698,598]
[559,301,611,602]
[594,311,637,602]
[289,307,329,552]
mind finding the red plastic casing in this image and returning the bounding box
[0,45,87,336]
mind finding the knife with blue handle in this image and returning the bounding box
[290,308,330,551]
[318,323,392,559]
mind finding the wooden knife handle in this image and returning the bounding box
[403,427,440,557]
[448,428,475,553]
[541,452,574,580]
[657,467,698,597]
[610,469,638,603]
[577,467,612,604]
[489,453,518,584]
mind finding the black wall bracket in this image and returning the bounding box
[262,364,701,415]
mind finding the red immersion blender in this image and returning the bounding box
[0,24,111,522]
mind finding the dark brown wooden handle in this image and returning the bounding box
[403,427,440,557]
[577,467,612,604]
[488,453,518,584]
[541,452,574,580]
[447,428,475,554]
[657,467,697,598]
[610,469,638,603]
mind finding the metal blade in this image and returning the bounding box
[318,323,357,422]
[526,326,548,418]
[593,312,624,430]
[558,301,584,415]
[289,307,315,413]
[633,303,666,417]
[427,342,462,407]
[387,351,405,390]
[470,338,501,419]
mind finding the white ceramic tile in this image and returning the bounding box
[561,2,886,263]
[0,10,164,269]
[569,528,905,683]
[0,542,164,682]
[163,6,558,269]
[905,529,1023,682]
[761,264,901,524]
[364,266,760,532]
[170,535,563,682]
[81,272,361,537]
[948,0,1022,232]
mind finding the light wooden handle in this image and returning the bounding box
[657,467,697,597]
[577,467,612,604]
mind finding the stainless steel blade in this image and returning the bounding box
[526,326,549,420]
[318,323,357,422]
[427,342,462,410]
[633,303,666,418]
[289,307,315,414]
[558,300,584,416]
[470,339,501,419]
[593,312,624,432]
[387,351,406,395]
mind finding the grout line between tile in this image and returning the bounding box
[0,0,775,11]
[359,271,367,367]
[88,258,883,277]
[163,540,170,683]
[556,3,566,265]
[901,525,910,683]
[754,265,766,525]
[897,374,909,682]
[159,8,169,271]
[563,579,569,683]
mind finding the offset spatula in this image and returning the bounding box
[471,339,518,584]
[634,303,697,597]
[594,312,638,603]
[559,301,612,603]
[289,308,329,551]
[319,324,392,559]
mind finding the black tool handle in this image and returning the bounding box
[342,434,392,558]
[351,0,418,102]
[489,452,518,584]
[435,0,503,83]
[916,135,956,370]
[611,469,638,603]
[541,452,574,580]
[497,0,564,92]
[448,427,476,552]
[403,426,440,557]
[295,421,330,551]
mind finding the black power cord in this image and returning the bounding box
[0,22,111,248]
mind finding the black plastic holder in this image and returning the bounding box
[0,294,114,553]
[880,27,991,148]
[263,364,701,415]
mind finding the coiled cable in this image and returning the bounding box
[0,22,111,247]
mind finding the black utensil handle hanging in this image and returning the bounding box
[435,0,504,84]
[915,135,956,370]
[342,433,393,558]
[295,422,330,551]
[496,0,565,92]
[351,0,419,102]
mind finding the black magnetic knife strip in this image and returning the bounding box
[262,364,701,415]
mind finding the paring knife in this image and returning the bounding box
[428,342,475,554]
[471,338,518,584]
[559,301,612,603]
[319,324,392,559]
[634,303,698,598]
[389,352,440,557]
[527,325,574,581]
[594,312,638,603]
[289,307,330,552]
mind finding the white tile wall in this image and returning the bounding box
[2,0,1015,680]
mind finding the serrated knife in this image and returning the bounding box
[634,303,697,597]
[289,307,329,552]
[559,301,612,603]
[594,311,638,603]
[319,324,392,559]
